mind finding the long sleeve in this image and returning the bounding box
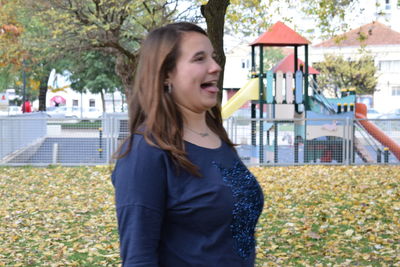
[112,137,168,267]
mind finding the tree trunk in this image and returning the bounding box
[100,89,105,112]
[38,72,50,111]
[201,0,230,103]
[115,54,137,101]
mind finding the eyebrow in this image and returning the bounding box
[191,50,216,60]
[192,51,206,58]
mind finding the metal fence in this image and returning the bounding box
[0,113,399,166]
[225,117,400,165]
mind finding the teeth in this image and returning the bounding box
[203,81,216,86]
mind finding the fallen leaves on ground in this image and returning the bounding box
[0,165,119,266]
[251,165,400,266]
[0,165,399,266]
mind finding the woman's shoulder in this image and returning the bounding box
[118,134,169,161]
[113,134,171,182]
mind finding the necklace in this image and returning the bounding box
[186,127,209,137]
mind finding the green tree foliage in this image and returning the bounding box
[68,51,123,112]
[21,0,180,97]
[264,47,285,71]
[3,0,365,109]
[200,0,361,92]
[313,54,378,98]
[2,0,190,109]
[297,0,359,38]
[217,0,361,39]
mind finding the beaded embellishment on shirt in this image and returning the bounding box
[213,160,264,259]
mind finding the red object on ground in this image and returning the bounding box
[22,101,32,113]
[355,103,400,161]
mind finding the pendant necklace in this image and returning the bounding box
[186,127,209,137]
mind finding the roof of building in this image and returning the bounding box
[314,21,400,48]
[250,21,310,46]
[272,53,320,74]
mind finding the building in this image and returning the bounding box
[310,21,400,113]
[40,70,126,114]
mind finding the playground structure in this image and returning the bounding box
[222,21,400,164]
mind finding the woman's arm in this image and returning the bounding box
[112,137,168,266]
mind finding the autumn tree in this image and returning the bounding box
[200,0,362,93]
[0,0,61,110]
[313,54,378,97]
[20,0,186,97]
[2,0,365,110]
[0,0,24,91]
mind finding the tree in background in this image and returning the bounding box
[0,0,63,110]
[22,0,185,97]
[200,0,361,94]
[0,0,25,91]
[68,51,123,112]
[313,53,378,98]
[2,0,363,109]
[263,47,285,71]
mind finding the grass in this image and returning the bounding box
[0,165,399,266]
[60,120,102,129]
[48,120,102,129]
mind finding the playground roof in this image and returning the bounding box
[314,21,400,47]
[272,54,320,74]
[250,21,311,46]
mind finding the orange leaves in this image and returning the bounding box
[1,24,22,36]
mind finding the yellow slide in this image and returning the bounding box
[221,78,259,119]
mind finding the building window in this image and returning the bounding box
[392,86,400,96]
[73,99,78,106]
[386,0,391,9]
[89,99,95,107]
[379,60,400,72]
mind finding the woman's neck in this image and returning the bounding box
[179,104,208,131]
[179,105,220,149]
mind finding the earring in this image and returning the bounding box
[167,83,172,94]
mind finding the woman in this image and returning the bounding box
[112,22,264,267]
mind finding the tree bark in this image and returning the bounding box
[38,72,50,111]
[100,89,105,112]
[115,54,137,101]
[201,0,230,102]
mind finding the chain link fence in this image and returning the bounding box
[1,113,399,166]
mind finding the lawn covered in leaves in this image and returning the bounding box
[0,165,399,266]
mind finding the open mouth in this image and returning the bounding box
[200,81,217,89]
[200,82,213,89]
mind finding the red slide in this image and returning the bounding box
[355,103,400,161]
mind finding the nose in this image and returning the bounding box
[210,58,222,74]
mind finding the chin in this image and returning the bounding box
[204,100,218,109]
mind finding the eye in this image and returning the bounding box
[194,55,205,62]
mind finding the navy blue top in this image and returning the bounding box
[112,134,264,267]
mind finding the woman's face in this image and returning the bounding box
[168,31,221,114]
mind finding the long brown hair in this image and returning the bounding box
[119,22,234,176]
